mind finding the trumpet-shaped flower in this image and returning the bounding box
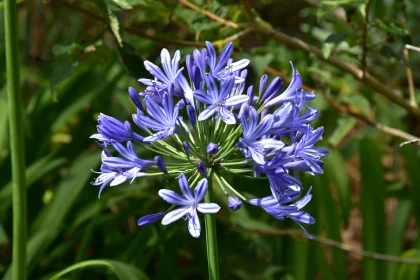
[92,142,153,197]
[249,187,315,238]
[237,107,284,164]
[134,93,179,142]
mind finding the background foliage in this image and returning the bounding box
[1,0,420,279]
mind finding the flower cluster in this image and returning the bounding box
[91,42,328,238]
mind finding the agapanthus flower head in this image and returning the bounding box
[90,42,327,239]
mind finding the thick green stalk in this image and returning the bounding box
[4,0,27,279]
[204,173,219,280]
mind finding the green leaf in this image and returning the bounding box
[94,0,123,47]
[251,53,274,78]
[2,153,100,280]
[117,41,147,79]
[328,117,357,147]
[324,33,350,44]
[397,249,420,280]
[380,44,404,61]
[0,89,9,165]
[375,19,411,44]
[314,174,347,279]
[50,61,78,101]
[359,138,387,280]
[47,259,149,280]
[386,199,413,280]
[0,223,8,245]
[342,94,371,117]
[111,0,133,9]
[0,155,66,215]
[323,149,351,226]
[321,42,334,59]
[52,43,82,57]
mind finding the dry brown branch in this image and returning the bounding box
[61,0,418,142]
[265,66,419,142]
[178,0,420,118]
[178,0,240,29]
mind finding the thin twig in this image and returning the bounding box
[62,0,418,143]
[403,48,416,107]
[60,0,206,48]
[361,0,372,79]
[178,0,240,29]
[402,2,417,107]
[405,44,420,53]
[179,0,420,118]
[212,28,252,47]
[400,139,420,147]
[241,0,256,26]
[253,26,420,118]
[232,226,420,265]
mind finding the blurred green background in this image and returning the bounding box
[1,0,420,279]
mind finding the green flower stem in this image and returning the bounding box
[4,0,27,279]
[204,173,220,280]
[219,174,248,201]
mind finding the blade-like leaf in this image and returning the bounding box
[2,152,99,280]
[47,259,149,280]
[386,198,413,279]
[0,155,66,215]
[323,149,351,226]
[94,0,123,47]
[397,249,420,280]
[359,138,387,280]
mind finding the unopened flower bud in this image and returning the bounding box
[196,161,207,178]
[206,143,219,154]
[187,105,197,127]
[137,212,166,226]
[183,141,190,157]
[128,87,144,112]
[228,196,242,211]
[154,156,168,174]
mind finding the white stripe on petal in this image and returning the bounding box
[161,206,190,225]
[188,211,201,238]
[158,189,190,206]
[197,203,221,214]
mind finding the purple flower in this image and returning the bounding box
[237,107,284,164]
[92,142,153,198]
[206,143,219,154]
[205,42,250,82]
[271,92,319,135]
[159,174,221,238]
[90,114,144,144]
[194,75,248,124]
[254,164,302,202]
[263,63,315,108]
[134,93,179,142]
[282,127,329,174]
[249,187,315,238]
[228,196,242,211]
[139,48,183,90]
